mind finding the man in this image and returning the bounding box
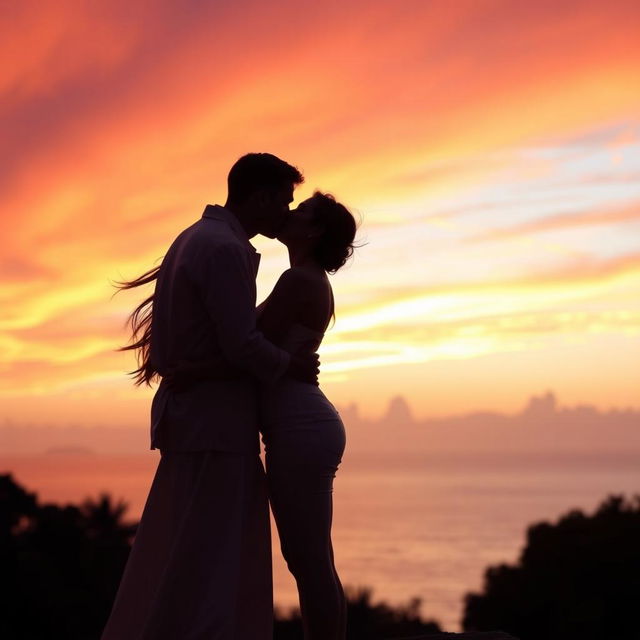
[101,153,316,640]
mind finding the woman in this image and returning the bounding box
[257,191,356,640]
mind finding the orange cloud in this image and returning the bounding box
[1,0,639,420]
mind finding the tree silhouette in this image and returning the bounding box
[463,494,640,640]
[0,473,37,541]
[0,474,135,640]
[81,492,137,543]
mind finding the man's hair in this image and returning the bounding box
[227,153,304,204]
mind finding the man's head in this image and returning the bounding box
[225,153,304,238]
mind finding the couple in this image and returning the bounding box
[101,153,357,640]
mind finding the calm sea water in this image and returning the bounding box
[1,450,638,631]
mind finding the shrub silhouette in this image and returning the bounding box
[1,474,440,639]
[0,474,135,640]
[463,494,640,640]
[274,586,440,639]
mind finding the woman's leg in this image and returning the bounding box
[267,430,346,640]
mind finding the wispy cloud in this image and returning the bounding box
[1,0,640,416]
[467,200,640,243]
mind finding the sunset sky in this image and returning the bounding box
[1,0,639,426]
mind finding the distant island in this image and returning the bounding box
[1,391,638,455]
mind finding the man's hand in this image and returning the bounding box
[287,352,320,385]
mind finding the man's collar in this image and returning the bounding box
[202,204,254,247]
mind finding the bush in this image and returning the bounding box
[0,474,135,640]
[1,474,440,639]
[275,586,440,639]
[463,495,640,640]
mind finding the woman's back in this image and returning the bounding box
[257,266,333,351]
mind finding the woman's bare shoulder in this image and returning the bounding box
[272,266,325,294]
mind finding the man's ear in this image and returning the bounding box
[255,188,272,208]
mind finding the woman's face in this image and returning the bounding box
[277,198,319,248]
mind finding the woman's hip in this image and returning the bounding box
[264,417,346,472]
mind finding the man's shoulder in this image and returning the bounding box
[176,216,245,252]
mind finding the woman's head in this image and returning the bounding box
[279,191,357,273]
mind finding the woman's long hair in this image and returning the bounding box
[115,264,161,386]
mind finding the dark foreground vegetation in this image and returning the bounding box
[2,473,638,639]
[275,586,440,638]
[0,474,135,639]
[0,474,439,639]
[463,494,640,640]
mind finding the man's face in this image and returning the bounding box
[257,184,295,238]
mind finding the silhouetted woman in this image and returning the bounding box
[256,192,356,640]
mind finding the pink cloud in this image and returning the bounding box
[467,201,640,243]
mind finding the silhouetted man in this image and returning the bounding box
[102,153,314,640]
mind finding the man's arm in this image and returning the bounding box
[191,241,290,383]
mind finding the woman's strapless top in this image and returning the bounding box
[260,323,340,432]
[278,322,324,356]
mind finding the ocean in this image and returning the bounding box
[1,449,638,631]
